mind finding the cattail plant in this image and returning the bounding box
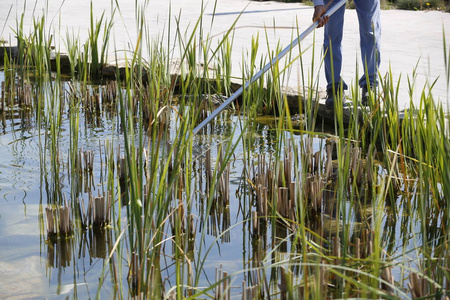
[45,205,73,239]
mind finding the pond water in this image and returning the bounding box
[0,92,230,298]
[0,65,447,299]
[0,69,279,298]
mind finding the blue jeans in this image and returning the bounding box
[324,0,381,91]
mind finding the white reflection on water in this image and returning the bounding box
[0,202,47,298]
[0,256,46,299]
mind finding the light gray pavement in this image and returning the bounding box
[1,0,449,109]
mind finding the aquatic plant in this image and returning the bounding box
[0,0,449,299]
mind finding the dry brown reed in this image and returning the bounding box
[242,281,261,300]
[87,193,111,227]
[253,143,326,224]
[170,201,186,236]
[243,259,266,299]
[205,148,213,195]
[250,138,380,237]
[83,149,94,192]
[188,214,196,241]
[202,145,232,241]
[84,89,101,114]
[16,83,32,107]
[304,174,323,212]
[0,81,4,112]
[102,80,117,103]
[72,149,95,194]
[332,236,341,265]
[0,78,34,111]
[217,145,231,204]
[45,205,73,238]
[381,265,395,295]
[408,272,427,299]
[129,251,141,293]
[215,265,231,300]
[279,267,289,299]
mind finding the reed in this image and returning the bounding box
[45,205,73,239]
[1,0,450,298]
[0,81,4,112]
[89,3,113,78]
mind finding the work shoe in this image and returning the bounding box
[325,88,345,110]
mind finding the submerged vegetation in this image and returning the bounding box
[0,1,449,299]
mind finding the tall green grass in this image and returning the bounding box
[1,1,449,298]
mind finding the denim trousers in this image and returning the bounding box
[324,0,381,91]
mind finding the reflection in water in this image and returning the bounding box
[45,223,112,267]
[86,227,111,259]
[1,66,449,299]
[206,201,231,243]
[44,225,114,297]
[196,142,233,243]
[47,237,72,269]
[243,133,397,297]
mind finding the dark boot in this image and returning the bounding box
[325,88,345,110]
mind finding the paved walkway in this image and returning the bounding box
[1,0,449,108]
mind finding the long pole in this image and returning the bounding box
[192,0,347,135]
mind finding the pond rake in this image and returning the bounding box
[192,0,347,135]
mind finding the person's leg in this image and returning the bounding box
[354,0,381,89]
[324,0,348,92]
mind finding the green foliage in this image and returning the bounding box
[253,0,450,11]
[395,0,445,10]
[2,0,450,298]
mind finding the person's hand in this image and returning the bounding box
[312,5,329,28]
